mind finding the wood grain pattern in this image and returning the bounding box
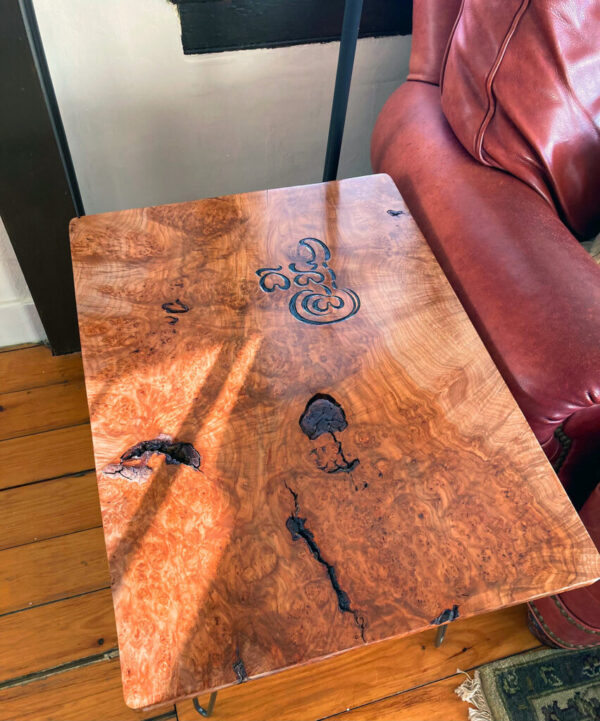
[0,424,94,491]
[0,658,173,721]
[0,345,83,394]
[329,675,469,721]
[177,604,539,721]
[0,472,101,550]
[0,381,89,441]
[0,528,109,614]
[70,174,600,709]
[0,589,116,681]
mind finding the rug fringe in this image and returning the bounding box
[455,669,494,721]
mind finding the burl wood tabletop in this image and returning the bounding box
[70,174,600,710]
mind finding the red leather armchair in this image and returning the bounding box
[371,0,600,647]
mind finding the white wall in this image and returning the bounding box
[0,0,410,347]
[33,0,411,214]
[0,217,46,347]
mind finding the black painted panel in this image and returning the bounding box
[173,0,412,55]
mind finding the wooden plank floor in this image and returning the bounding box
[0,344,541,721]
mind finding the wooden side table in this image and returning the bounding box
[70,174,600,712]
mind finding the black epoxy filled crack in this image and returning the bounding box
[316,433,360,474]
[284,483,366,641]
[300,394,359,474]
[121,436,201,468]
[161,298,189,313]
[430,605,459,625]
[102,433,201,481]
[300,394,348,439]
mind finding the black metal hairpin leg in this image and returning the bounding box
[193,691,218,717]
[322,0,364,182]
[435,625,448,648]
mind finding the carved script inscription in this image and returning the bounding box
[256,238,360,325]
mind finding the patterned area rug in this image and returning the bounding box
[456,647,600,720]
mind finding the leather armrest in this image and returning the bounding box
[371,81,600,502]
[528,483,600,648]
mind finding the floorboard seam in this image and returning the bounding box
[315,642,543,721]
[316,671,463,721]
[2,377,84,395]
[0,648,119,690]
[0,422,90,442]
[0,524,103,553]
[0,468,96,493]
[0,586,111,619]
[0,420,91,444]
[0,343,41,354]
[0,378,85,399]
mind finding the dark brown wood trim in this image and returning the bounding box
[0,0,82,354]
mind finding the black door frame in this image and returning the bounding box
[0,0,83,354]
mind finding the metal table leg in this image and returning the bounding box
[322,0,365,182]
[193,691,218,718]
[435,625,447,647]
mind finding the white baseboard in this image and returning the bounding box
[0,299,46,347]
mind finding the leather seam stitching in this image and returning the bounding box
[552,423,572,474]
[529,602,591,649]
[553,595,600,636]
[474,0,531,164]
[439,0,466,92]
[406,75,442,88]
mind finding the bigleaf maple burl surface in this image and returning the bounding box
[70,174,600,710]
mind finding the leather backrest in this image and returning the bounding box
[440,0,600,240]
[408,0,463,85]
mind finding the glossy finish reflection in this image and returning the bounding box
[70,175,600,710]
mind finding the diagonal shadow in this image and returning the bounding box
[167,334,274,698]
[165,185,350,700]
[165,350,264,700]
[107,340,240,589]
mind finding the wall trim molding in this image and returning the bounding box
[0,0,81,354]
